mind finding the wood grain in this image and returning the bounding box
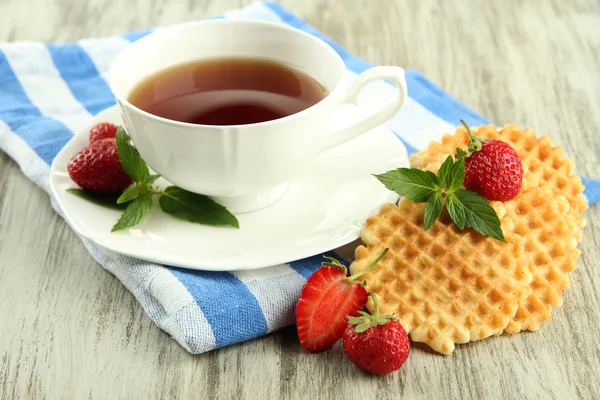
[1,0,599,399]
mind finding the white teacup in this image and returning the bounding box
[109,20,407,213]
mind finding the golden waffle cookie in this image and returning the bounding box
[409,124,587,333]
[409,124,587,228]
[349,201,532,355]
[492,187,580,333]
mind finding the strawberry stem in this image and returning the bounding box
[347,292,398,330]
[460,120,477,142]
[460,119,485,156]
[347,248,388,282]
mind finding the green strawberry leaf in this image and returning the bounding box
[456,147,467,159]
[355,322,371,333]
[448,156,465,192]
[66,188,127,210]
[423,191,443,231]
[437,156,454,189]
[374,168,439,202]
[455,189,505,241]
[117,185,140,204]
[159,186,239,228]
[111,195,153,232]
[446,192,466,229]
[116,127,149,183]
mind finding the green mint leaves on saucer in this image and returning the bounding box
[374,155,505,241]
[66,189,128,210]
[68,126,239,232]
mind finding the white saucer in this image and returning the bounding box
[50,105,408,271]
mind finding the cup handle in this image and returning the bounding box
[320,66,407,152]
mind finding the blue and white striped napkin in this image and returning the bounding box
[1,2,597,354]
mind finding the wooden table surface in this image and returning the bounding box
[1,0,599,399]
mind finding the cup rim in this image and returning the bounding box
[108,19,347,129]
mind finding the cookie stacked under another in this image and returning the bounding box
[350,125,587,354]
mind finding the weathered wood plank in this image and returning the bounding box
[1,0,599,398]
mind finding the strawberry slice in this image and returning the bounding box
[296,249,388,352]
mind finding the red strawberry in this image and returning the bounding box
[68,138,133,193]
[296,249,388,352]
[459,120,523,201]
[343,294,410,375]
[89,122,118,143]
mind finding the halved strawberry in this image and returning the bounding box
[295,249,388,352]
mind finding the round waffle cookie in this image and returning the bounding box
[409,124,587,333]
[492,187,580,333]
[349,201,532,355]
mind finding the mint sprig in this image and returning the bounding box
[159,186,240,228]
[374,155,505,241]
[116,127,149,182]
[111,195,153,232]
[374,168,439,202]
[66,188,128,210]
[68,126,239,232]
[423,191,443,231]
[117,185,140,204]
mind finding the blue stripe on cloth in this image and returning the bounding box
[0,50,72,164]
[46,44,116,115]
[289,251,348,280]
[405,70,489,128]
[263,2,487,129]
[121,29,154,42]
[582,176,600,206]
[169,268,268,347]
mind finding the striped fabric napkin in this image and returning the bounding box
[1,2,597,354]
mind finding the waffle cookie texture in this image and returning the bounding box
[350,201,532,355]
[493,186,580,333]
[351,125,586,354]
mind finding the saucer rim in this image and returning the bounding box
[50,105,406,271]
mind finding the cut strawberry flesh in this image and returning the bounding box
[296,266,368,352]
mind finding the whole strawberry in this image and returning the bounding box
[68,138,133,193]
[343,294,410,375]
[459,120,523,202]
[296,249,388,352]
[89,122,118,143]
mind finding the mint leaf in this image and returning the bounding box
[423,191,443,231]
[455,189,505,241]
[117,185,140,204]
[116,127,149,183]
[448,156,465,192]
[111,195,153,232]
[67,188,127,210]
[456,147,467,159]
[437,156,454,189]
[446,193,466,229]
[144,174,160,186]
[159,186,239,228]
[374,168,439,202]
[425,170,439,184]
